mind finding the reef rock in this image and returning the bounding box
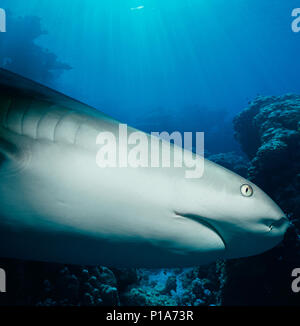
[208,152,249,178]
[234,94,300,224]
[223,94,300,305]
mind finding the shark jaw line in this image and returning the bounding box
[174,211,227,250]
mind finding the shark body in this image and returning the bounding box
[0,69,288,267]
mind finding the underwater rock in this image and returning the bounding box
[223,94,300,305]
[111,268,138,291]
[191,278,205,297]
[120,267,222,306]
[122,286,178,306]
[122,288,148,306]
[0,261,123,306]
[97,267,118,287]
[0,258,223,307]
[0,13,71,84]
[234,94,300,221]
[208,152,249,178]
[160,276,177,295]
[120,269,180,306]
[100,284,120,306]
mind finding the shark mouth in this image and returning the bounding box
[174,211,227,250]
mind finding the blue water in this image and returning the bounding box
[1,0,300,153]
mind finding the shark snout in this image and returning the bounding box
[191,211,290,259]
[268,216,290,238]
[263,199,290,235]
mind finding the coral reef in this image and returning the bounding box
[234,94,300,228]
[0,260,129,306]
[223,94,300,305]
[121,263,224,306]
[0,12,71,84]
[208,152,249,178]
[0,259,224,306]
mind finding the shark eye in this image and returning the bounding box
[240,184,253,197]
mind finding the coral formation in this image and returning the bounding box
[121,264,224,306]
[208,152,249,178]
[234,94,300,228]
[0,12,71,84]
[0,260,224,306]
[223,94,300,305]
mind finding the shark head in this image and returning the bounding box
[174,159,289,260]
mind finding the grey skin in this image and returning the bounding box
[0,69,289,267]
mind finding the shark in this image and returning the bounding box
[0,69,289,267]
